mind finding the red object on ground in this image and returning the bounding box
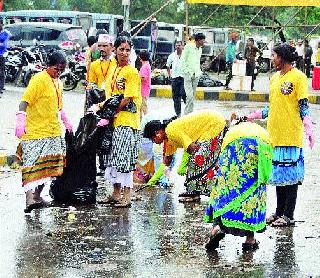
[312,66,320,90]
[0,0,3,12]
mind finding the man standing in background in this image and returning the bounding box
[244,38,261,91]
[304,39,313,78]
[295,39,304,71]
[0,20,10,95]
[166,41,185,117]
[224,32,238,90]
[181,33,205,114]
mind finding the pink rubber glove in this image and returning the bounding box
[15,111,27,138]
[303,116,315,149]
[97,119,109,127]
[246,110,262,122]
[60,110,73,132]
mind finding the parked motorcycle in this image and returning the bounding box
[4,49,23,84]
[22,44,47,87]
[60,56,87,91]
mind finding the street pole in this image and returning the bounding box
[122,0,130,32]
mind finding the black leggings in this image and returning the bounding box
[275,183,299,220]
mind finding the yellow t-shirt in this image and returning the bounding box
[21,71,63,140]
[106,64,142,130]
[88,58,116,89]
[317,48,320,64]
[164,110,226,156]
[267,68,308,147]
[222,122,271,151]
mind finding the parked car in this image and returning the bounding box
[6,22,87,51]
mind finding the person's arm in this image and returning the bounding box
[88,63,97,84]
[15,101,28,138]
[18,101,28,112]
[299,98,315,149]
[116,97,132,113]
[166,54,173,77]
[163,155,173,166]
[246,106,269,121]
[180,45,190,75]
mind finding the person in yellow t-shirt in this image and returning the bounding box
[87,34,116,175]
[245,43,315,227]
[316,41,320,66]
[96,36,141,208]
[14,51,73,213]
[143,110,226,202]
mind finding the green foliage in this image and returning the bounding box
[3,0,320,37]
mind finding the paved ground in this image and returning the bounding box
[0,84,320,278]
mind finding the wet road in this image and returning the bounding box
[0,86,320,278]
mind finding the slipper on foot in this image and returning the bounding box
[271,216,294,227]
[242,240,259,252]
[266,213,280,225]
[98,196,120,204]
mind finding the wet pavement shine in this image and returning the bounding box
[0,85,320,278]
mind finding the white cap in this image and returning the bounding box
[98,34,114,45]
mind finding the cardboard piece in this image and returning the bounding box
[229,76,252,91]
[232,60,246,76]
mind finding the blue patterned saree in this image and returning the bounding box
[204,137,273,233]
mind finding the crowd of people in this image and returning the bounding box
[13,28,316,254]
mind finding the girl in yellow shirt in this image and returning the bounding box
[143,110,226,202]
[246,43,315,227]
[98,36,142,208]
[15,51,73,213]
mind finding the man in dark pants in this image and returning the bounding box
[304,39,313,78]
[244,38,261,91]
[166,41,186,117]
[0,20,10,95]
[224,32,238,90]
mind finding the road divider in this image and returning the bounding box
[150,85,320,104]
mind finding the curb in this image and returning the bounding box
[150,85,320,104]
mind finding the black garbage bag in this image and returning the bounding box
[50,94,129,204]
[198,73,224,87]
[50,114,102,204]
[85,84,105,112]
[151,74,169,85]
[97,94,137,155]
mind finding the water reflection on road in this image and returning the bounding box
[0,89,320,277]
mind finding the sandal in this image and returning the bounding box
[266,213,280,225]
[98,195,120,204]
[178,191,199,198]
[114,200,132,208]
[178,195,201,203]
[271,215,294,227]
[242,240,259,252]
[205,231,225,251]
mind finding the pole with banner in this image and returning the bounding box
[122,0,130,31]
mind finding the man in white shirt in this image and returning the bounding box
[180,33,205,114]
[295,39,304,71]
[166,41,185,117]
